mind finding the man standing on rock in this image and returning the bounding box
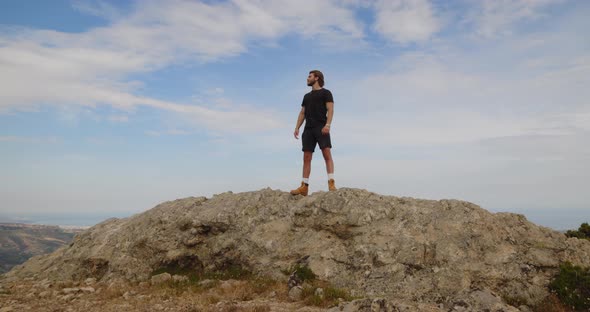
[291,70,336,196]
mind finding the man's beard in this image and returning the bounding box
[307,80,314,86]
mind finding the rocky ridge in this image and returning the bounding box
[2,188,590,311]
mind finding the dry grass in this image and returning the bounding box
[299,279,355,308]
[0,273,337,312]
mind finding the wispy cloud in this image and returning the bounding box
[0,0,363,132]
[1,0,589,223]
[465,0,565,38]
[372,0,441,44]
[71,0,123,21]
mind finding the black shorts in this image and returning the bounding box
[302,126,332,152]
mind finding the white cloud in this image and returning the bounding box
[71,0,123,21]
[372,0,440,43]
[0,0,363,132]
[333,131,590,211]
[466,0,564,38]
[319,9,590,212]
[1,0,589,222]
[334,26,590,146]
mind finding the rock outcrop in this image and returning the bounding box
[3,188,590,311]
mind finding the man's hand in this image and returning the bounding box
[321,125,330,135]
[294,128,300,139]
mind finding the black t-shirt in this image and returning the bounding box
[301,88,333,128]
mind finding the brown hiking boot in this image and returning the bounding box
[290,182,309,196]
[328,179,337,191]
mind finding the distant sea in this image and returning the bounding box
[0,208,588,231]
[0,212,133,227]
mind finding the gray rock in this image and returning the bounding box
[84,278,97,285]
[518,305,532,312]
[315,287,324,298]
[79,286,95,293]
[336,298,399,312]
[36,278,52,289]
[288,285,303,301]
[61,287,80,294]
[38,290,51,298]
[107,279,128,290]
[172,274,188,283]
[60,293,75,301]
[198,279,215,288]
[4,188,590,309]
[150,273,172,285]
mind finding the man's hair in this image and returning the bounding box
[309,70,324,87]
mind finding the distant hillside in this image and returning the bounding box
[0,223,85,273]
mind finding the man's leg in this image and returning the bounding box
[322,147,336,191]
[291,152,312,196]
[303,151,313,179]
[321,147,333,174]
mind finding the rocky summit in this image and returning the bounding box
[2,188,590,311]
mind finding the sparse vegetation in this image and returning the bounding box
[565,223,590,240]
[301,281,355,308]
[282,263,317,282]
[280,264,355,308]
[203,264,252,280]
[151,263,252,284]
[501,291,528,307]
[548,262,590,311]
[149,262,354,309]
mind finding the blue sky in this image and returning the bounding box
[0,0,589,230]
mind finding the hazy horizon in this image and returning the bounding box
[1,189,588,231]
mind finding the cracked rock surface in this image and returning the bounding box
[3,188,589,310]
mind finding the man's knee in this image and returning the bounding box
[303,152,313,162]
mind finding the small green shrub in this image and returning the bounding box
[565,223,590,240]
[549,262,590,311]
[283,264,316,282]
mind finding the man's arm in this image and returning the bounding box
[294,106,305,139]
[322,101,334,134]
